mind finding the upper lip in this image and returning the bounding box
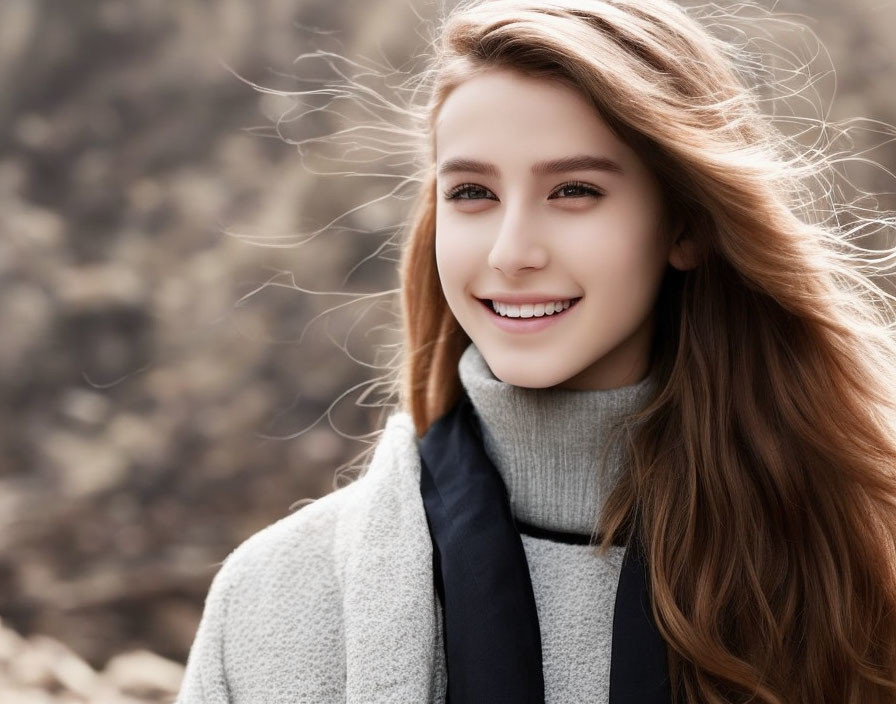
[478,293,582,305]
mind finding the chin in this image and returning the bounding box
[484,356,571,390]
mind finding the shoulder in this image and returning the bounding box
[219,410,421,595]
[178,411,425,700]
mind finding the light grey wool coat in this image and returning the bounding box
[175,411,448,703]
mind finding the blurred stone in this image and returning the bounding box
[0,616,181,703]
[112,523,147,559]
[170,169,227,226]
[147,599,201,657]
[0,283,53,381]
[0,616,27,662]
[294,426,343,465]
[17,562,57,606]
[0,688,59,704]
[58,389,111,428]
[13,114,52,150]
[151,275,190,319]
[41,431,129,498]
[126,179,164,214]
[22,635,98,697]
[72,151,112,190]
[258,92,296,123]
[97,1,132,33]
[107,413,168,467]
[0,158,27,198]
[7,204,65,252]
[55,265,146,312]
[0,0,37,71]
[102,650,183,698]
[6,639,56,688]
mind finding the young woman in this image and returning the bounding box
[176,0,896,702]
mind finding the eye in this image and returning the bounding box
[442,181,603,201]
[442,183,497,201]
[549,181,603,200]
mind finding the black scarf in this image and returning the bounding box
[418,388,673,704]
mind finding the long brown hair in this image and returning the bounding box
[393,0,896,700]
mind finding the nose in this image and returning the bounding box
[487,210,549,276]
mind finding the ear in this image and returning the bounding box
[667,222,699,271]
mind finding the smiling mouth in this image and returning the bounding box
[477,297,583,317]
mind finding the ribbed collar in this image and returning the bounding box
[457,342,658,537]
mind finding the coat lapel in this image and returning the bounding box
[339,412,445,703]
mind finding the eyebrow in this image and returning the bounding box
[436,154,625,178]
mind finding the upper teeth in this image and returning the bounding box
[491,299,575,318]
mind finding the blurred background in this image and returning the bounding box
[0,0,894,701]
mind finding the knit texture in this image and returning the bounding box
[175,343,657,703]
[458,341,659,535]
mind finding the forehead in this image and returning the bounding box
[434,69,630,167]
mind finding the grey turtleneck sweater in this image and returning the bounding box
[457,342,657,703]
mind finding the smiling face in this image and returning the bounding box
[434,68,695,390]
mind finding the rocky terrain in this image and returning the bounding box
[0,615,181,704]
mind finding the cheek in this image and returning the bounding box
[434,222,471,296]
[572,215,668,296]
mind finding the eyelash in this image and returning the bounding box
[442,181,603,201]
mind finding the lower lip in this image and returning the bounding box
[478,297,582,333]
